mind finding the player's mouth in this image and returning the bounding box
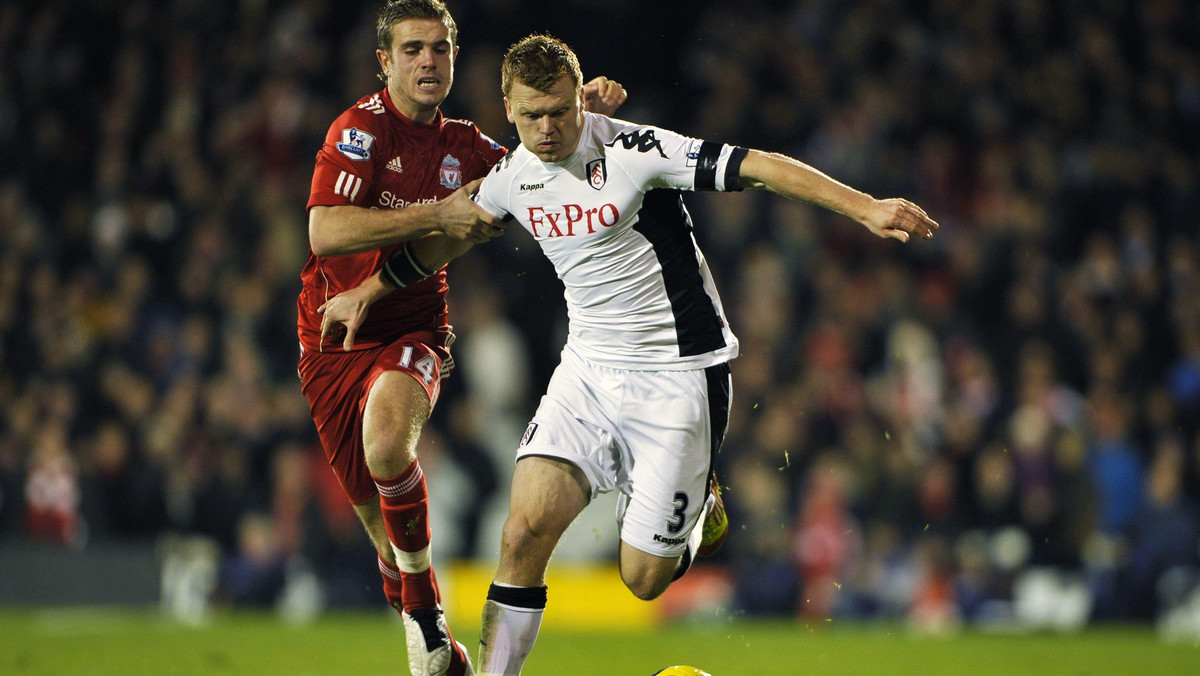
[416,76,442,92]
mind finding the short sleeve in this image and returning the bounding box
[307,109,380,209]
[604,124,748,193]
[472,160,512,220]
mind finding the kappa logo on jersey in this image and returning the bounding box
[519,182,544,192]
[440,154,462,189]
[386,156,404,173]
[586,158,607,190]
[605,129,668,158]
[520,422,538,447]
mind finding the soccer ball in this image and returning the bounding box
[652,667,712,676]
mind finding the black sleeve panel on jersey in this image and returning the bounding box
[693,141,723,191]
[693,142,749,192]
[724,147,749,192]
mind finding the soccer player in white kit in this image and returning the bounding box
[317,34,938,676]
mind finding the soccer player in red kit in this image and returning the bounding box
[296,3,625,675]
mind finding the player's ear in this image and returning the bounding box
[504,98,514,124]
[376,49,390,77]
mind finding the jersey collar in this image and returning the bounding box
[381,88,444,129]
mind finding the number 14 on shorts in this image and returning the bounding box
[397,345,437,385]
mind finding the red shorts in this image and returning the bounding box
[298,332,450,505]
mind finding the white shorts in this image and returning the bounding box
[516,347,731,557]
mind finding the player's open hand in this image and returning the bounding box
[318,287,374,352]
[439,178,506,243]
[581,76,627,117]
[861,197,939,243]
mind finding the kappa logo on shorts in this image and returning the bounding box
[520,422,538,446]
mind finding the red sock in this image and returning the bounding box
[374,462,441,611]
[377,555,404,612]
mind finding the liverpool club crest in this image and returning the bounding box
[439,155,462,189]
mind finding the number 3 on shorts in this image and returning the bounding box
[398,345,438,385]
[667,491,689,534]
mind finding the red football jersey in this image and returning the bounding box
[298,88,508,352]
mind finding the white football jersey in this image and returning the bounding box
[475,112,747,370]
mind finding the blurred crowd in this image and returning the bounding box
[1,0,1198,628]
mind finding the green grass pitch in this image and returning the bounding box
[2,608,1197,675]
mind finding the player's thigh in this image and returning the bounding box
[360,338,446,465]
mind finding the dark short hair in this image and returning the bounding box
[376,0,458,52]
[501,34,583,96]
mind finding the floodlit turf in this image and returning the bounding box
[2,608,1197,675]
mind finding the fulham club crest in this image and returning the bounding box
[520,422,538,447]
[586,158,607,190]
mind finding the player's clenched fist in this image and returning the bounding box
[435,178,506,243]
[582,76,627,116]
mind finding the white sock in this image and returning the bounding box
[477,583,547,676]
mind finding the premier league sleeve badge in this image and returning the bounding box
[337,127,376,161]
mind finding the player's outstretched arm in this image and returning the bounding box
[738,150,939,242]
[308,179,504,257]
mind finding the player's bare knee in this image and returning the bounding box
[362,424,419,476]
[501,511,552,551]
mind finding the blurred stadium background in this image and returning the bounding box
[2,0,1200,671]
